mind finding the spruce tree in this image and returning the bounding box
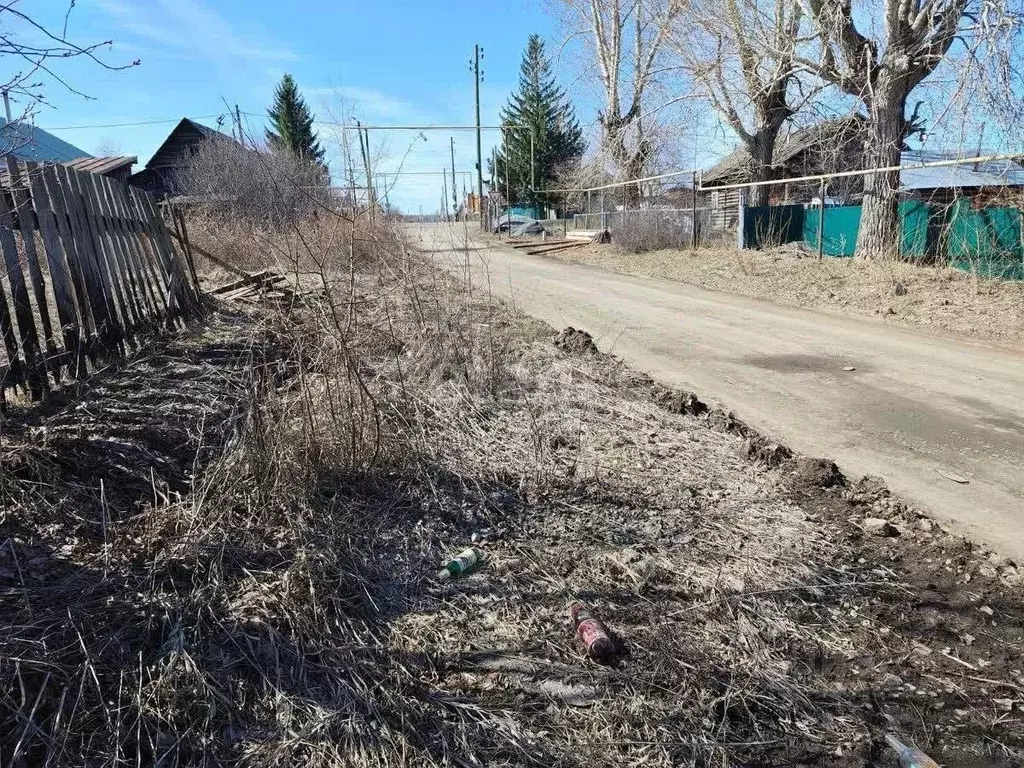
[495,35,585,210]
[265,74,326,168]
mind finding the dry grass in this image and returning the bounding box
[1,213,1022,767]
[545,241,1024,346]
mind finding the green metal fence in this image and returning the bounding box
[744,198,1024,279]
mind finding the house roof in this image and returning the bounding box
[899,150,1024,190]
[702,115,865,183]
[65,155,137,175]
[0,119,90,163]
[144,117,234,170]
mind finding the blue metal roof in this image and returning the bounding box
[900,151,1024,190]
[0,119,90,163]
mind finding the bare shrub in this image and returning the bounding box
[175,138,334,228]
[613,209,692,253]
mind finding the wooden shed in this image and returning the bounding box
[128,118,234,198]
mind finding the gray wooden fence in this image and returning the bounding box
[0,156,200,402]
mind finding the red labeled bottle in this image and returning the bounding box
[569,602,615,660]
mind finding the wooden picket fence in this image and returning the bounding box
[0,155,201,403]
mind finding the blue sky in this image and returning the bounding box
[26,0,588,212]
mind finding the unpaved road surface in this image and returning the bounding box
[410,222,1024,561]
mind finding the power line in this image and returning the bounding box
[46,114,223,130]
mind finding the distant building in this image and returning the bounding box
[700,116,866,230]
[0,119,90,163]
[899,151,1024,206]
[128,118,236,197]
[701,116,1024,231]
[0,120,137,184]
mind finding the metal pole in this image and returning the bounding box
[450,136,457,219]
[2,90,11,123]
[442,171,449,223]
[817,177,826,261]
[505,128,513,231]
[691,171,698,250]
[474,44,484,228]
[530,128,535,202]
[622,182,627,232]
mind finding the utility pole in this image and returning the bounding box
[3,90,12,123]
[450,137,458,219]
[472,44,484,228]
[235,104,243,145]
[442,172,449,223]
[357,120,374,219]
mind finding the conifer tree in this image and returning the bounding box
[266,74,326,168]
[495,35,585,209]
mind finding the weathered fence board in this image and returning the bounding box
[0,155,200,403]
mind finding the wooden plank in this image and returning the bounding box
[166,227,246,278]
[209,269,278,295]
[107,177,167,320]
[86,171,157,324]
[132,187,196,317]
[0,267,24,389]
[0,187,44,394]
[40,164,100,363]
[5,158,57,360]
[138,189,191,307]
[54,165,122,354]
[23,160,86,379]
[172,207,201,294]
[70,167,142,336]
[524,242,588,256]
[106,178,169,317]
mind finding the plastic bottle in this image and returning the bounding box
[884,734,941,768]
[437,548,480,581]
[569,602,615,660]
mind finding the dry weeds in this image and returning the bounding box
[0,216,1021,767]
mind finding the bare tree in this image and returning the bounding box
[793,0,990,257]
[670,0,809,206]
[0,3,137,127]
[556,0,673,186]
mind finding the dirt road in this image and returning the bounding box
[411,222,1024,561]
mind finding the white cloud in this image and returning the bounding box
[307,86,421,122]
[95,0,297,63]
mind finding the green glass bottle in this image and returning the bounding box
[437,548,480,581]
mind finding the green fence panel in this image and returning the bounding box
[945,200,1024,279]
[800,205,861,256]
[899,200,934,260]
[743,204,804,249]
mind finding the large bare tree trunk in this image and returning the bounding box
[856,88,906,258]
[798,0,973,258]
[746,126,781,207]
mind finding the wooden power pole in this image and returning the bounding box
[472,45,484,228]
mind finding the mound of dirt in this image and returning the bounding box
[553,326,599,355]
[740,434,793,468]
[654,387,708,416]
[789,456,846,490]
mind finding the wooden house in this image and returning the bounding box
[700,115,866,230]
[128,118,235,197]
